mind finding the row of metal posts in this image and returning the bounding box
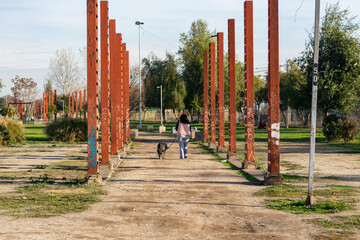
[203,0,282,185]
[68,90,86,119]
[86,0,131,181]
[41,90,56,122]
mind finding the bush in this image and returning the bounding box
[322,114,342,141]
[341,119,358,143]
[45,118,87,142]
[322,114,358,143]
[0,123,11,146]
[0,118,25,145]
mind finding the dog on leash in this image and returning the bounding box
[157,142,168,159]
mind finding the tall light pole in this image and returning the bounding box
[135,21,144,126]
[157,85,163,126]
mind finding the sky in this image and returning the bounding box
[0,0,359,98]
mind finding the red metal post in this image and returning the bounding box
[116,33,123,149]
[109,20,118,154]
[79,91,82,117]
[87,0,99,176]
[209,42,216,148]
[228,19,237,156]
[84,89,86,120]
[217,32,225,152]
[51,90,54,106]
[42,93,45,121]
[203,51,209,143]
[68,93,71,118]
[71,92,74,118]
[125,50,130,142]
[54,90,57,105]
[122,43,127,144]
[100,1,110,163]
[244,0,255,167]
[266,0,282,184]
[75,91,79,118]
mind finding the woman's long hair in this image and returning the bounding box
[179,114,190,124]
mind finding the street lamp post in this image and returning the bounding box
[157,85,163,126]
[135,21,144,126]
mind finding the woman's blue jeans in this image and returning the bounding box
[177,135,189,159]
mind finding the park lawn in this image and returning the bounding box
[130,120,328,143]
[24,124,49,142]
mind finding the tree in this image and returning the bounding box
[43,79,53,93]
[299,3,360,116]
[254,76,267,123]
[0,79,3,92]
[143,53,186,122]
[10,76,38,118]
[129,65,141,111]
[46,49,82,96]
[178,19,215,113]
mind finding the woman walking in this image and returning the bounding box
[176,114,191,159]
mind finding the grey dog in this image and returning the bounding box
[157,142,168,159]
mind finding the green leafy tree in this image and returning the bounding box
[143,53,186,122]
[299,3,360,116]
[178,19,215,113]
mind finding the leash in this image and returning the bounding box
[166,134,178,149]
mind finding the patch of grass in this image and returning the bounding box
[281,161,303,171]
[266,199,351,214]
[256,185,306,197]
[314,185,358,197]
[315,230,356,240]
[282,174,308,182]
[34,165,47,169]
[0,183,106,218]
[24,124,48,142]
[29,174,55,184]
[308,215,360,229]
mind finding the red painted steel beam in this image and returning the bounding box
[116,33,123,149]
[244,0,255,163]
[54,90,57,105]
[109,20,118,154]
[84,89,87,120]
[100,1,110,163]
[120,41,124,146]
[125,50,130,142]
[122,43,127,144]
[51,90,54,106]
[43,93,45,120]
[209,42,216,144]
[203,51,209,142]
[68,93,71,119]
[87,0,99,175]
[75,91,78,118]
[72,92,74,118]
[268,0,281,175]
[79,91,82,117]
[217,32,225,148]
[228,19,237,153]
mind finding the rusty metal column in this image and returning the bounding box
[243,0,256,169]
[120,42,125,146]
[100,1,110,163]
[75,91,78,118]
[86,0,100,179]
[42,93,45,121]
[84,89,87,120]
[125,50,130,142]
[54,90,57,105]
[109,20,118,154]
[71,92,74,118]
[227,19,237,160]
[51,91,53,106]
[209,43,216,149]
[203,51,209,143]
[217,32,226,153]
[265,0,283,185]
[116,33,123,149]
[79,91,82,117]
[122,43,127,144]
[68,93,71,118]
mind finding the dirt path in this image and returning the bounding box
[0,132,327,240]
